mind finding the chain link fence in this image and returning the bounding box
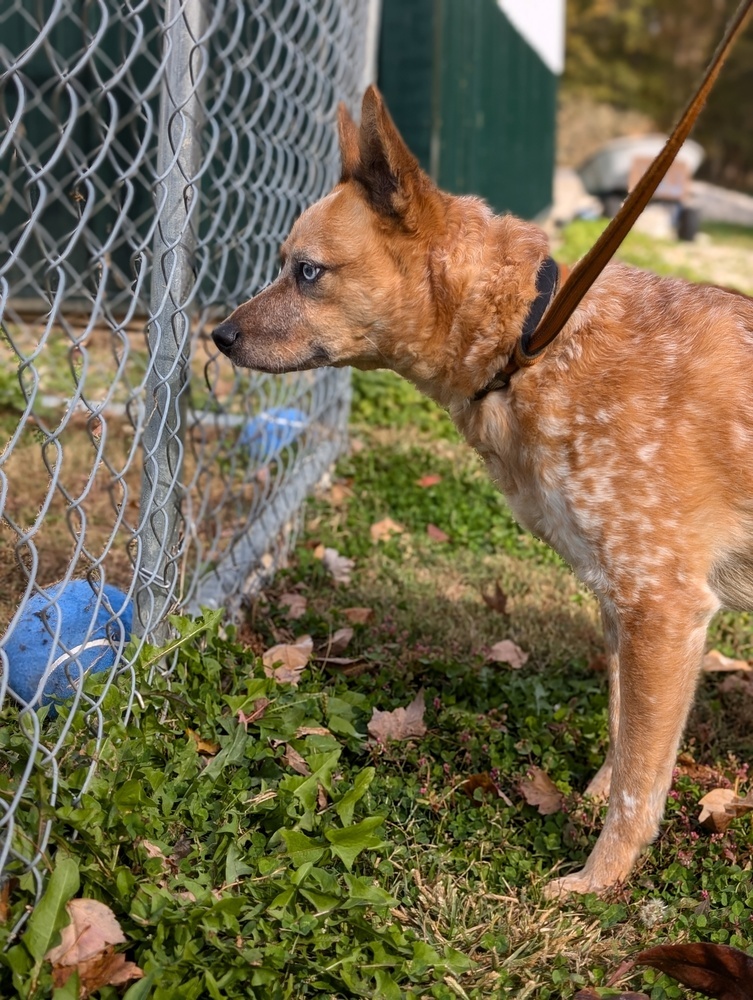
[0,0,376,913]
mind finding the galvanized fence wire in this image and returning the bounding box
[0,0,371,915]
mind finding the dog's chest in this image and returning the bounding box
[456,400,619,595]
[488,440,603,587]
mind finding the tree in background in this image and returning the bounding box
[564,0,753,192]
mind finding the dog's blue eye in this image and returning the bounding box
[300,262,321,283]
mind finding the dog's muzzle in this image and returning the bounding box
[211,322,240,354]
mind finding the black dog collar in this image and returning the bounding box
[473,256,561,401]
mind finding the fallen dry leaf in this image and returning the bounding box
[461,772,500,804]
[702,649,752,673]
[698,788,740,833]
[186,729,220,756]
[279,591,307,620]
[636,942,753,1000]
[675,752,726,785]
[719,673,753,696]
[368,690,427,743]
[55,950,144,997]
[263,635,313,686]
[460,772,512,807]
[321,547,355,585]
[46,899,125,964]
[295,726,331,738]
[426,523,449,543]
[342,606,372,624]
[518,767,564,816]
[317,784,328,810]
[237,698,270,727]
[482,581,509,615]
[282,745,310,776]
[139,840,168,863]
[137,839,180,885]
[416,473,442,488]
[329,482,352,505]
[488,639,529,669]
[328,627,354,654]
[0,881,11,924]
[370,517,404,543]
[45,898,143,998]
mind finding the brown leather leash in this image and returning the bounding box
[494,0,753,388]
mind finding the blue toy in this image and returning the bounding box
[2,581,133,709]
[238,406,308,463]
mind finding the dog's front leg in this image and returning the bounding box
[545,592,715,897]
[584,600,620,800]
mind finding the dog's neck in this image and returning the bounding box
[472,255,563,401]
[389,207,551,409]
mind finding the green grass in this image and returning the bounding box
[350,369,456,439]
[701,221,753,250]
[3,578,750,998]
[556,218,705,283]
[317,425,556,568]
[2,225,753,998]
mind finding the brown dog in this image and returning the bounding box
[212,86,753,896]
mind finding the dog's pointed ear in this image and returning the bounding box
[356,84,428,221]
[337,102,360,181]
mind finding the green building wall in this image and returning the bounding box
[379,0,558,220]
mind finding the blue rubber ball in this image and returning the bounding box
[3,582,133,709]
[238,406,308,462]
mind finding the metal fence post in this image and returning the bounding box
[135,0,209,641]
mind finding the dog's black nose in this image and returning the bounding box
[212,322,240,351]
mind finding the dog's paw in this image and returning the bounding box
[584,763,612,800]
[542,870,615,899]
